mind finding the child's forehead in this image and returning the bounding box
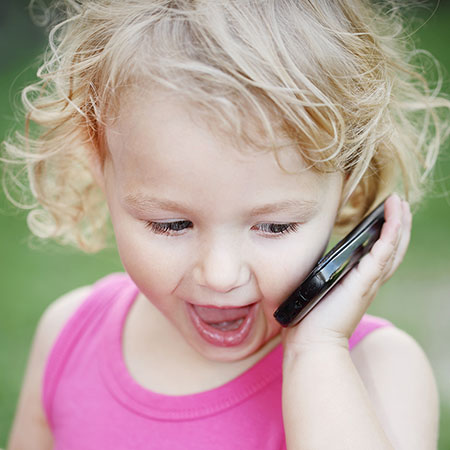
[105,86,289,158]
[103,88,328,185]
[104,93,342,210]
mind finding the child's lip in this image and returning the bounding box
[186,301,259,347]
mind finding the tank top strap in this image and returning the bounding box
[42,272,134,427]
[349,313,393,350]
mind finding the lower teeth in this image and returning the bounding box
[209,318,244,331]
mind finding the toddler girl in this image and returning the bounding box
[4,1,449,449]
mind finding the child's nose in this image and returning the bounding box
[192,235,251,293]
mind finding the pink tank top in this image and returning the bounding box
[43,273,392,449]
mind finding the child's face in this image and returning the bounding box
[101,93,343,362]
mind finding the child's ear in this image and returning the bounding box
[87,143,107,194]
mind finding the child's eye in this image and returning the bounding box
[144,221,299,237]
[144,220,192,236]
[254,223,300,237]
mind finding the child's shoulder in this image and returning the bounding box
[26,284,94,395]
[38,284,94,352]
[351,324,435,387]
[38,272,130,349]
[7,284,92,448]
[351,324,431,373]
[350,325,439,446]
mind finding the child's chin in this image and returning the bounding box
[193,342,260,363]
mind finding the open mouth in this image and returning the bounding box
[186,302,258,347]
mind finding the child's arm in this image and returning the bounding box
[7,285,92,450]
[281,195,439,449]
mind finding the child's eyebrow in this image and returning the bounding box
[249,200,319,217]
[123,193,319,217]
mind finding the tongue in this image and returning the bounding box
[192,304,251,324]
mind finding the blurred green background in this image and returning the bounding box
[1,0,449,447]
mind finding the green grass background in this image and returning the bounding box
[1,1,449,447]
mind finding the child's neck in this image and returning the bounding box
[122,293,282,396]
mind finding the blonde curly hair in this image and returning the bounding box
[2,0,450,252]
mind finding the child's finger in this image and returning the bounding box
[378,198,403,279]
[383,199,412,281]
[347,194,408,309]
[341,194,402,300]
[394,199,412,265]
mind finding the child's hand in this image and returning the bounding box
[281,194,412,356]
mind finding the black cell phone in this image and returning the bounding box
[273,199,386,327]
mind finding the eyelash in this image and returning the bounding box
[145,220,193,235]
[144,221,300,237]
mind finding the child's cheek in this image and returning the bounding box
[255,231,330,312]
[112,219,186,296]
